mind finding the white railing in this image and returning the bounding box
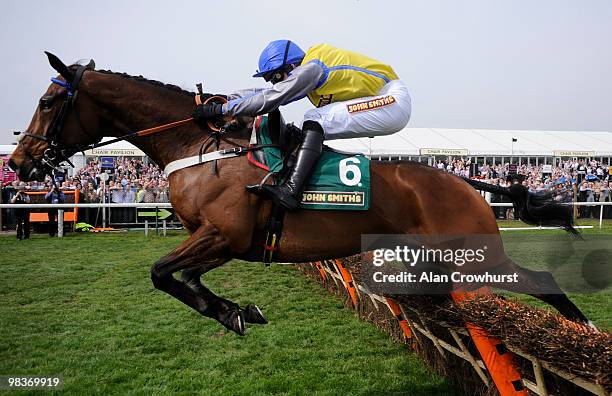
[487,201,611,230]
[0,202,174,237]
[0,203,173,208]
[0,202,610,237]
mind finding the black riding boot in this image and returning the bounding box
[248,121,324,211]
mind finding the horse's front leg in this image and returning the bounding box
[150,221,247,335]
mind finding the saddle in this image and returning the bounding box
[249,109,302,180]
[248,110,371,263]
[250,111,371,210]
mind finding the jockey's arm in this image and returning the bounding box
[222,62,323,117]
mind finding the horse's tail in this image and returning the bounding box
[461,177,579,235]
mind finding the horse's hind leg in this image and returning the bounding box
[492,258,592,326]
[181,268,268,324]
[150,222,247,335]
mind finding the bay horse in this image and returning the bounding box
[9,53,592,335]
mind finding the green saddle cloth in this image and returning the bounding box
[257,116,370,211]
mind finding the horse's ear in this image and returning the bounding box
[45,51,74,82]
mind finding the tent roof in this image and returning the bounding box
[3,129,612,157]
[328,128,612,157]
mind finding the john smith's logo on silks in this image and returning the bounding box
[317,94,333,107]
[347,95,396,113]
[301,191,365,207]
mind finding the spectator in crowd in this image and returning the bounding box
[576,160,587,183]
[135,183,145,203]
[83,183,98,203]
[578,181,589,218]
[157,180,169,203]
[45,184,65,237]
[489,178,503,219]
[601,181,611,218]
[143,181,157,203]
[124,183,136,203]
[586,182,597,218]
[110,180,124,203]
[10,183,31,240]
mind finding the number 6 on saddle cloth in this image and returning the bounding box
[251,112,371,211]
[249,111,373,263]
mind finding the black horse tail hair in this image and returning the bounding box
[461,177,580,236]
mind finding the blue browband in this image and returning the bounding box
[50,77,73,96]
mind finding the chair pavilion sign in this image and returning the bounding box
[420,148,469,156]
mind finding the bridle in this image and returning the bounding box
[16,58,279,178]
[17,60,98,172]
[16,60,203,175]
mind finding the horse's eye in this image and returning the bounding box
[39,95,55,110]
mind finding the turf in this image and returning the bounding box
[496,219,612,330]
[0,220,610,394]
[0,232,455,396]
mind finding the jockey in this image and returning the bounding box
[193,40,412,211]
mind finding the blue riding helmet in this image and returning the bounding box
[253,40,305,78]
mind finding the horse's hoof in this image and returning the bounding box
[243,304,268,324]
[224,310,246,336]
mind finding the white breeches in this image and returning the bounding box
[303,79,412,140]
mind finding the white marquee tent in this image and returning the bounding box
[3,128,612,162]
[326,128,612,158]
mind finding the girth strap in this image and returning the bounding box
[163,147,244,176]
[263,204,286,264]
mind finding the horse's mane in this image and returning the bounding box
[93,68,197,98]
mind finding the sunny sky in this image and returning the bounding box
[1,0,611,144]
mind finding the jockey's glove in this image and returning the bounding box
[192,103,224,121]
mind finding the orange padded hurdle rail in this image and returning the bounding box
[451,288,527,396]
[314,261,328,282]
[334,259,358,307]
[26,190,78,224]
[385,298,415,347]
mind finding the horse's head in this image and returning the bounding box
[9,52,102,181]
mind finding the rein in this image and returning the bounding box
[19,112,196,169]
[94,93,229,150]
[85,117,195,150]
[18,59,280,176]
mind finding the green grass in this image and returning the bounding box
[497,218,612,234]
[0,232,455,396]
[1,221,610,394]
[494,219,612,330]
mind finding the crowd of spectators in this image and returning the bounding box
[435,157,472,178]
[2,157,170,204]
[3,156,611,220]
[436,158,611,219]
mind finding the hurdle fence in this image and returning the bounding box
[299,259,608,396]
